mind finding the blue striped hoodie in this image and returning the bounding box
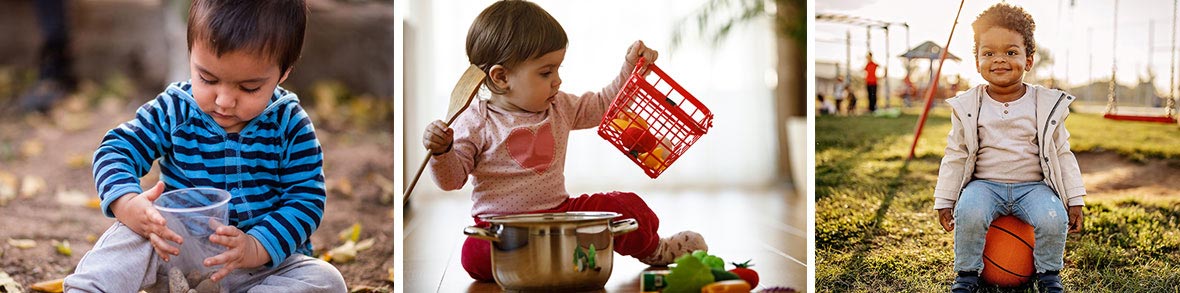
[93,81,325,268]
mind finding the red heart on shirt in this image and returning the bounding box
[506,123,555,175]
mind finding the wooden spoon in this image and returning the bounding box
[404,64,487,205]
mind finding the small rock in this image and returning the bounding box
[168,267,189,293]
[184,270,203,288]
[193,279,220,293]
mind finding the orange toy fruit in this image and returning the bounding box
[610,118,640,132]
[981,215,1036,287]
[615,110,649,129]
[638,147,669,173]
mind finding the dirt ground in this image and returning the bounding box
[1077,151,1180,198]
[0,88,393,291]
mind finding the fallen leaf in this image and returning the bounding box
[338,223,361,242]
[0,271,22,293]
[347,96,388,130]
[85,234,98,243]
[371,174,394,205]
[312,81,344,115]
[326,241,356,263]
[0,172,14,186]
[0,171,16,206]
[51,240,71,256]
[388,267,394,282]
[65,154,90,169]
[54,103,93,132]
[8,239,36,249]
[86,198,102,209]
[354,238,375,251]
[20,176,46,198]
[328,178,353,199]
[30,277,63,293]
[55,189,91,207]
[61,93,88,112]
[325,238,376,264]
[20,140,44,158]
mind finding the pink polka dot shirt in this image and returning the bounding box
[430,64,631,216]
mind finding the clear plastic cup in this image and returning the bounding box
[153,188,231,277]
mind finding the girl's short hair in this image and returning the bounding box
[972,3,1036,57]
[466,0,568,94]
[187,0,307,76]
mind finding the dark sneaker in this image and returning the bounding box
[951,271,979,293]
[1037,271,1064,293]
[18,79,67,113]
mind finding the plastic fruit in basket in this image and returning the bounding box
[614,111,649,129]
[596,56,713,178]
[621,126,658,154]
[610,118,640,132]
[638,147,669,173]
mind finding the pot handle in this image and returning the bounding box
[609,218,639,236]
[463,226,499,242]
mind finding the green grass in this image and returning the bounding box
[816,109,1180,292]
[1064,108,1180,161]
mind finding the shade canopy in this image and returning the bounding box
[901,41,961,61]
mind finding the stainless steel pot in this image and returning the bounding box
[463,212,639,292]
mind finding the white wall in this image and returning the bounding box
[402,0,780,194]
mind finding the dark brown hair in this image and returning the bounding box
[187,0,308,76]
[466,0,568,94]
[972,3,1036,57]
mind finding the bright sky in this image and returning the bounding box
[816,0,1180,92]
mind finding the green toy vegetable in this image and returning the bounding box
[711,268,740,281]
[691,250,726,270]
[663,253,714,293]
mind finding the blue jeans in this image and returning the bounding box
[954,180,1068,273]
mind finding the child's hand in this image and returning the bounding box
[203,225,269,282]
[423,120,454,155]
[1067,205,1084,233]
[111,181,185,262]
[625,40,659,76]
[937,208,955,231]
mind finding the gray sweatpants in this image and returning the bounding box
[64,222,347,293]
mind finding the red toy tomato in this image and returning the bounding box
[620,126,658,154]
[729,260,759,288]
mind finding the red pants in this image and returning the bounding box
[461,191,661,281]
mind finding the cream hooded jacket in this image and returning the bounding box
[933,83,1086,210]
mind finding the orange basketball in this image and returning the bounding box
[981,215,1036,287]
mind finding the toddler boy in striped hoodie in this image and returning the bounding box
[64,0,346,292]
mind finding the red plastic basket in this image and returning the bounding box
[597,57,714,178]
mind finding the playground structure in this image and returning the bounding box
[899,41,962,103]
[907,0,967,160]
[1101,0,1179,123]
[816,13,909,111]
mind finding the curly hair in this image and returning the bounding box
[971,3,1036,57]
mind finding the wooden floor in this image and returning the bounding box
[403,187,808,292]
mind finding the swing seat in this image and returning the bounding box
[1103,113,1178,123]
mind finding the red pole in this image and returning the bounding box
[908,0,967,160]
